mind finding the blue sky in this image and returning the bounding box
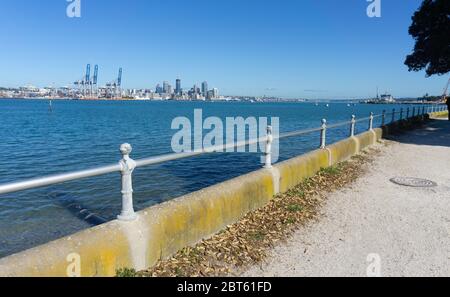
[0,0,448,98]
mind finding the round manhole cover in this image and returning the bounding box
[390,177,437,188]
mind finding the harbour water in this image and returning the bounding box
[0,99,412,257]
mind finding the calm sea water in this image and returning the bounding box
[0,99,409,257]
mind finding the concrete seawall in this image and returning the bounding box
[0,113,439,276]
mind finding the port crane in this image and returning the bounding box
[73,64,90,98]
[73,64,99,99]
[85,64,91,97]
[92,65,99,98]
[106,68,123,99]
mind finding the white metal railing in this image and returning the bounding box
[0,105,447,221]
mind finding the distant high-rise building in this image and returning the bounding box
[207,90,214,100]
[163,81,169,93]
[155,84,163,94]
[175,78,181,95]
[201,81,208,97]
[212,88,219,99]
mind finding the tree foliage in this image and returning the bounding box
[405,0,450,76]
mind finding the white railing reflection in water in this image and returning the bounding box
[0,105,447,221]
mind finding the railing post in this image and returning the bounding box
[320,119,327,149]
[422,106,425,115]
[118,143,137,222]
[350,115,356,137]
[264,126,273,169]
[406,107,410,119]
[369,112,374,131]
[392,108,396,123]
[381,110,386,126]
[400,108,403,120]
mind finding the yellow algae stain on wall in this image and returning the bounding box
[327,138,358,165]
[356,131,376,151]
[139,170,275,266]
[275,149,329,193]
[0,223,133,277]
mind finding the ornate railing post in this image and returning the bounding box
[264,126,273,169]
[118,143,137,221]
[406,107,410,119]
[369,112,374,131]
[350,115,356,137]
[381,110,386,126]
[320,119,327,149]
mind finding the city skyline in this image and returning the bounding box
[0,0,449,98]
[0,74,224,101]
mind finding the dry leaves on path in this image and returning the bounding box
[139,147,381,277]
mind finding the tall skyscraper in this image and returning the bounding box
[175,78,181,95]
[163,81,169,93]
[201,81,208,97]
[212,88,219,99]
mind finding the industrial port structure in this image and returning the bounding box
[73,64,123,99]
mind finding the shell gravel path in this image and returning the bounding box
[243,119,450,277]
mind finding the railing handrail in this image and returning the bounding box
[0,115,370,196]
[0,124,331,196]
[0,105,446,221]
[0,164,121,197]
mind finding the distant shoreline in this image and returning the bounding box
[0,97,445,105]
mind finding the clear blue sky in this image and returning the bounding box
[0,0,448,99]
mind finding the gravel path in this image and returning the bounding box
[243,119,450,277]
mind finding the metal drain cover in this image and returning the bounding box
[390,177,437,188]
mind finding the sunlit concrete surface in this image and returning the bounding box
[244,119,450,277]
